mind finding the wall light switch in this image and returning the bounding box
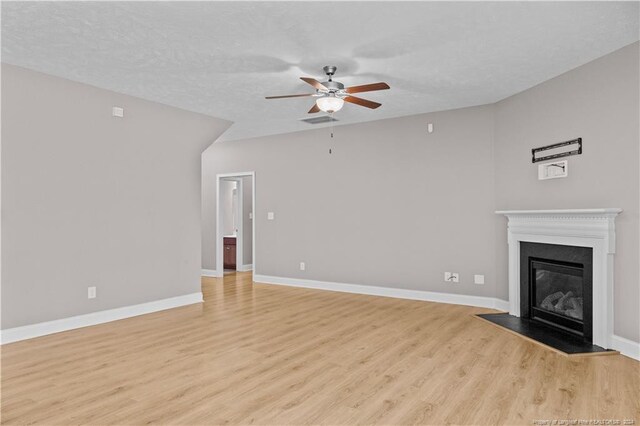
[249,212,253,220]
[88,286,97,299]
[474,274,485,285]
[427,123,434,133]
[267,212,275,220]
[300,262,306,271]
[112,107,124,118]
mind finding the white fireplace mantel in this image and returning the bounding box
[496,208,622,349]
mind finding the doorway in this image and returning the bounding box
[216,172,255,277]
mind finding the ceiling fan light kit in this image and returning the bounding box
[266,65,390,114]
[316,95,344,113]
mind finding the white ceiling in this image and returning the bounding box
[2,2,638,142]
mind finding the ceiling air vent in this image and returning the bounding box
[300,116,339,125]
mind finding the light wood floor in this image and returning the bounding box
[2,272,638,425]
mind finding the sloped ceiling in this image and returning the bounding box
[2,1,638,141]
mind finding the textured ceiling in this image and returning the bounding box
[2,2,638,142]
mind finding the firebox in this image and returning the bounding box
[531,259,584,335]
[520,242,593,342]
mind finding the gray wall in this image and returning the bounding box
[2,64,231,329]
[494,42,639,342]
[202,105,498,298]
[202,42,638,343]
[202,150,216,270]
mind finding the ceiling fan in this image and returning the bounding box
[265,66,390,114]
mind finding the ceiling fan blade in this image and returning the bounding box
[343,95,381,109]
[300,77,328,91]
[308,103,321,114]
[345,82,390,94]
[265,93,313,99]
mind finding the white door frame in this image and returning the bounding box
[216,172,255,277]
[234,178,243,269]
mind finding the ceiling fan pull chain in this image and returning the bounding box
[330,112,334,138]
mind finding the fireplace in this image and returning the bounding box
[496,209,621,349]
[520,242,593,342]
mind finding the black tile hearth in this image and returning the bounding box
[476,313,614,355]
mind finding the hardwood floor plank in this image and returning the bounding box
[2,271,638,425]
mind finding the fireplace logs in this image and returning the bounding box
[540,290,583,320]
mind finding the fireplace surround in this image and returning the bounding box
[496,209,621,349]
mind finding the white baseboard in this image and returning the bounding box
[493,299,510,312]
[201,269,219,277]
[611,334,640,360]
[0,292,203,345]
[253,274,509,311]
[203,267,252,275]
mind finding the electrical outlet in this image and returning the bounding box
[538,160,568,180]
[474,274,485,285]
[300,262,306,271]
[444,272,459,283]
[267,212,275,220]
[88,286,97,299]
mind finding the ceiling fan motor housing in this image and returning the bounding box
[321,80,344,92]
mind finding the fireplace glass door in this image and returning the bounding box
[530,259,584,336]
